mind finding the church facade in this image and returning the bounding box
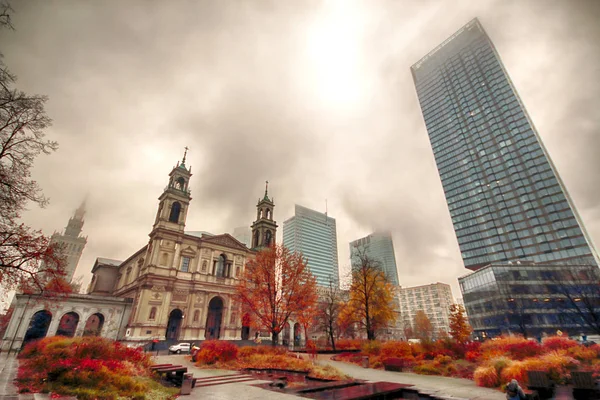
[88,153,279,343]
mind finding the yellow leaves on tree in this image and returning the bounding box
[341,249,395,340]
[235,244,317,345]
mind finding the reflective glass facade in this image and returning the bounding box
[459,263,600,337]
[411,18,599,271]
[283,205,339,286]
[350,232,399,286]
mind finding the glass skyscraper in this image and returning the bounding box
[283,205,339,286]
[350,232,400,286]
[411,18,599,271]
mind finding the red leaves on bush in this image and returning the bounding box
[480,336,542,360]
[542,336,579,351]
[196,340,238,365]
[16,336,154,397]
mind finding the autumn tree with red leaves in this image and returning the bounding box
[0,7,69,299]
[235,244,318,346]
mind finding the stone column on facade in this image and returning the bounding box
[201,292,210,340]
[173,242,182,270]
[74,307,87,337]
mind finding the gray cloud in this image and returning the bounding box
[2,0,599,304]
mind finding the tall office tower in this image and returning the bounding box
[232,226,252,248]
[411,18,599,270]
[412,18,600,338]
[283,205,339,286]
[49,200,88,283]
[350,232,400,286]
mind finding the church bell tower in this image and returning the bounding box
[153,148,192,234]
[251,181,278,250]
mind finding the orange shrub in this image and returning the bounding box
[542,336,579,351]
[567,345,599,362]
[474,365,500,387]
[500,361,529,386]
[196,340,238,365]
[238,345,287,358]
[380,341,413,358]
[534,351,579,384]
[336,339,363,350]
[361,340,382,356]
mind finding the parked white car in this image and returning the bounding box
[168,342,191,354]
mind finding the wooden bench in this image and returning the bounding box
[382,358,405,372]
[527,371,555,400]
[150,363,174,370]
[571,371,600,400]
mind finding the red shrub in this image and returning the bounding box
[480,336,542,360]
[542,336,579,351]
[196,340,238,365]
[16,336,154,398]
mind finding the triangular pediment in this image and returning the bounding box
[202,234,249,251]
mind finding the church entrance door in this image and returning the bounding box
[205,297,223,340]
[166,309,183,340]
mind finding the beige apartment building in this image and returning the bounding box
[398,282,454,338]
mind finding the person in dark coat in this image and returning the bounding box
[506,379,527,400]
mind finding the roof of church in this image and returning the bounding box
[96,257,123,266]
[185,231,215,238]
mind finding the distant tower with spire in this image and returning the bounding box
[50,198,89,283]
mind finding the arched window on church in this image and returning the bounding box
[149,307,157,320]
[216,254,226,277]
[169,202,181,223]
[193,310,199,322]
[253,231,259,248]
[260,209,263,219]
[176,177,186,191]
[266,209,271,219]
[265,230,272,246]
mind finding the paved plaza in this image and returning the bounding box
[1,352,507,399]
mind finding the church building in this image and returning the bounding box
[88,150,278,342]
[1,150,308,352]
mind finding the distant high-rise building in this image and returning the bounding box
[283,205,339,286]
[398,283,454,337]
[232,226,252,248]
[50,200,88,283]
[350,232,399,286]
[412,18,599,270]
[412,18,600,337]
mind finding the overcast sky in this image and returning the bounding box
[2,0,599,303]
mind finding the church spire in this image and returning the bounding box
[65,198,87,238]
[251,181,277,250]
[263,180,270,201]
[74,196,87,220]
[181,146,188,166]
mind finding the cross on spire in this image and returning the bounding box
[263,180,271,201]
[181,146,189,165]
